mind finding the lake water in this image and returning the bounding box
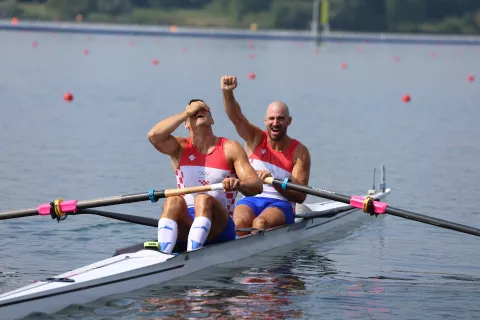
[0,30,479,319]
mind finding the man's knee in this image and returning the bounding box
[194,193,214,208]
[162,196,186,218]
[252,217,268,229]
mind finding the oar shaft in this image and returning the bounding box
[385,206,480,237]
[0,183,224,220]
[76,193,162,210]
[265,177,351,203]
[265,177,480,237]
[75,209,158,228]
[0,208,38,220]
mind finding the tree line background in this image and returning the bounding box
[2,0,480,34]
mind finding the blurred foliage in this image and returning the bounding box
[11,0,480,34]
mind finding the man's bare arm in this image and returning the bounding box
[147,111,188,159]
[148,101,209,161]
[272,144,311,203]
[224,140,263,196]
[221,75,264,152]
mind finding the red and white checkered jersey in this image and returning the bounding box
[175,137,238,215]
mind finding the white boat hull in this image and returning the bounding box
[0,189,390,319]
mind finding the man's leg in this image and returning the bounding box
[188,193,234,250]
[252,200,294,230]
[158,196,192,253]
[232,203,256,237]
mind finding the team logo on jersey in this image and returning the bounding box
[197,171,210,177]
[189,154,195,161]
[261,149,266,155]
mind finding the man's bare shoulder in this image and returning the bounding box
[293,140,311,161]
[175,136,188,147]
[224,139,244,154]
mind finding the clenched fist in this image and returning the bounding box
[222,177,240,191]
[221,75,237,91]
[256,170,272,182]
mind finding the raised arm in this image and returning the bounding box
[148,101,209,162]
[147,111,186,159]
[221,75,264,152]
[273,144,311,203]
[224,140,263,197]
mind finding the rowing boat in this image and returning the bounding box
[0,182,390,319]
[0,188,391,319]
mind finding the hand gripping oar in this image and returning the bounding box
[0,184,224,221]
[264,177,480,237]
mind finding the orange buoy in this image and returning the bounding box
[467,75,475,82]
[402,94,411,103]
[152,59,159,66]
[340,63,348,69]
[248,72,256,80]
[63,92,73,102]
[11,17,19,25]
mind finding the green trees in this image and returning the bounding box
[14,0,480,34]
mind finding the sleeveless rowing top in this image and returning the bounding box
[175,137,238,215]
[249,131,299,201]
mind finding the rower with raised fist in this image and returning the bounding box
[221,75,311,235]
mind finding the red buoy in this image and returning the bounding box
[341,63,348,69]
[63,92,73,102]
[402,94,411,103]
[152,59,159,66]
[32,41,38,48]
[248,72,256,80]
[467,75,475,82]
[83,49,89,56]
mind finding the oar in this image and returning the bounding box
[264,177,480,237]
[0,184,224,221]
[72,209,158,227]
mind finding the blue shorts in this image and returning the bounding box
[235,197,295,224]
[187,207,236,244]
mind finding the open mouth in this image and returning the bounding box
[194,111,205,119]
[271,127,280,134]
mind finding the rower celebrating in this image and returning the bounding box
[221,75,311,234]
[148,99,262,253]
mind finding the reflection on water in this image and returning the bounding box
[136,260,310,319]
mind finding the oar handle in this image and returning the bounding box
[265,178,480,237]
[164,183,224,197]
[0,183,225,221]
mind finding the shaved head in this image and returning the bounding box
[266,101,290,118]
[264,101,291,141]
